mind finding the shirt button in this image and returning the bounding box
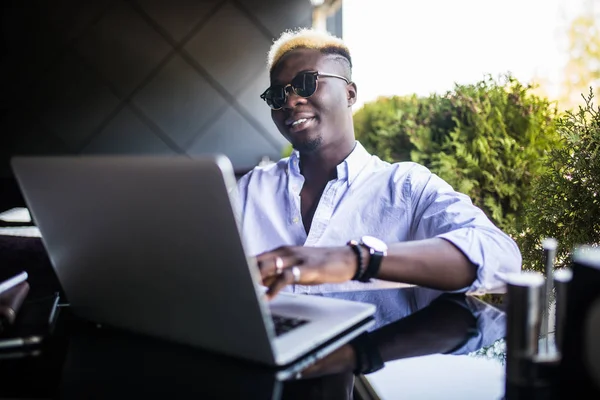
[292,217,299,224]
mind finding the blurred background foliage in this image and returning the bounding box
[353,74,561,240]
[519,90,600,270]
[352,79,599,272]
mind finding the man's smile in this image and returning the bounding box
[285,114,316,133]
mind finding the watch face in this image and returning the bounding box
[361,236,388,252]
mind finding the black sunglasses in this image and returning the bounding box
[260,71,350,110]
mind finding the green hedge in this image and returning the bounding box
[354,74,561,239]
[518,90,600,270]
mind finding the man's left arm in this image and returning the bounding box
[376,166,521,292]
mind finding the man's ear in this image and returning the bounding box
[347,82,358,107]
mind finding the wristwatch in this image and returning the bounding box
[358,236,388,282]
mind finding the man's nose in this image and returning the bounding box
[282,91,308,110]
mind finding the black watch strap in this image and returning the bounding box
[358,248,383,282]
[347,240,365,281]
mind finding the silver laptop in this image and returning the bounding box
[11,154,375,367]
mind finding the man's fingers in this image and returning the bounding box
[266,269,294,300]
[262,275,277,287]
[256,249,280,265]
[258,254,301,279]
[256,245,290,265]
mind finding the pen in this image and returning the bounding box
[0,271,28,296]
[0,335,42,350]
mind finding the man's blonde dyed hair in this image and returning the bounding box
[267,28,352,75]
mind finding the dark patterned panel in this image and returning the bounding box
[132,55,227,148]
[1,0,114,108]
[236,0,312,38]
[30,51,121,151]
[1,110,69,158]
[184,2,272,95]
[74,0,172,98]
[0,0,339,179]
[135,0,221,43]
[82,106,176,154]
[188,106,280,171]
[37,0,115,44]
[1,4,64,106]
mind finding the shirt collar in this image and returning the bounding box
[288,140,371,186]
[288,150,301,176]
[336,141,371,186]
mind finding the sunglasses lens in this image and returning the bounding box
[292,73,317,97]
[261,73,318,109]
[263,87,286,109]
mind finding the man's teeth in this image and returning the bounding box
[291,118,309,126]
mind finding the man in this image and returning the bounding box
[236,28,521,299]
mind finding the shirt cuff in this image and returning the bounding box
[435,227,522,294]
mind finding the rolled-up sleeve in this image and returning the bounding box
[407,165,522,293]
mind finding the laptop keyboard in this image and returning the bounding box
[271,314,309,337]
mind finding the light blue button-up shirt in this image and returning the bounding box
[236,141,521,294]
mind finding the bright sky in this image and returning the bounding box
[342,0,585,110]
